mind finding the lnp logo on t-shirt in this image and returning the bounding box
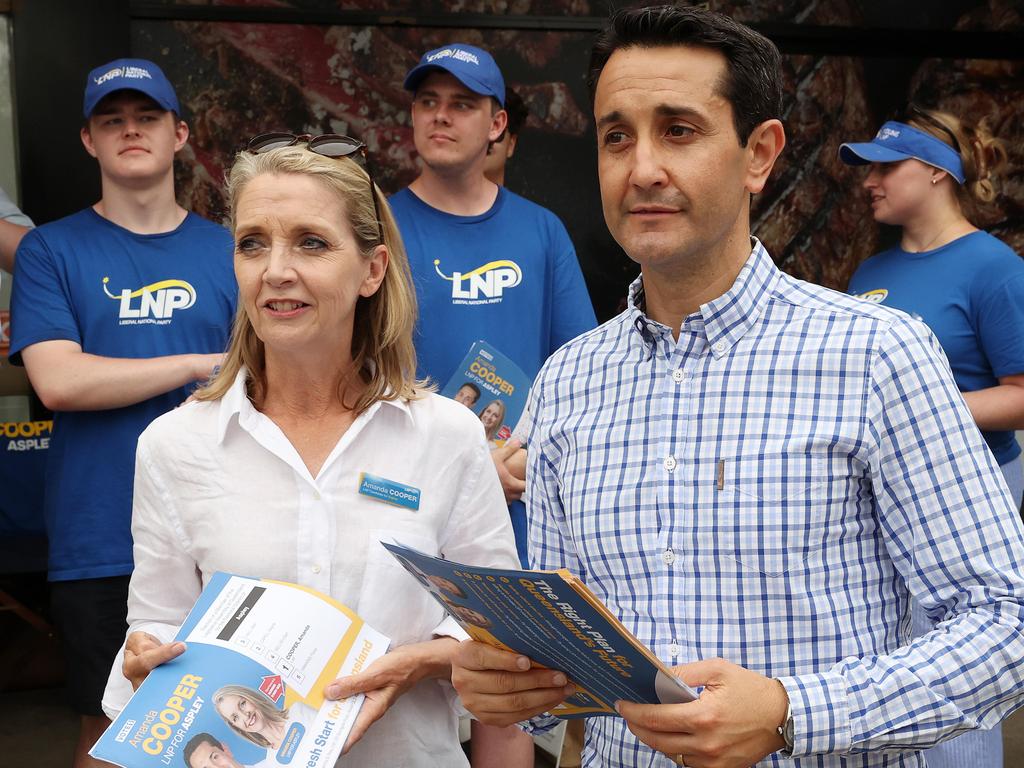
[855,288,888,304]
[433,259,522,305]
[102,276,198,325]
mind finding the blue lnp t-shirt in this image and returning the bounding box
[390,186,596,568]
[389,186,596,385]
[9,208,237,581]
[848,230,1024,465]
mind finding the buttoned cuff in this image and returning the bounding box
[775,671,852,757]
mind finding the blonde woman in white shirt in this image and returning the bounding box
[102,135,520,767]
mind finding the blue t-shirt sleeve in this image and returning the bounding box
[10,229,81,361]
[548,218,597,352]
[974,269,1024,378]
[847,261,868,293]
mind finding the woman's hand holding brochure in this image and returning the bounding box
[123,631,186,690]
[325,637,460,753]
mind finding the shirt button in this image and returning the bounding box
[671,368,684,383]
[662,548,675,565]
[713,340,726,354]
[664,456,677,472]
[311,564,322,574]
[668,643,682,658]
[313,491,322,501]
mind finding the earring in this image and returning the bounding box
[931,177,938,185]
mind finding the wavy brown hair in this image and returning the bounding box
[907,106,1008,212]
[195,144,427,411]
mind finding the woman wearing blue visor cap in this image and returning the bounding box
[844,105,1021,768]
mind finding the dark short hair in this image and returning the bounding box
[586,4,782,145]
[503,87,529,137]
[183,733,222,767]
[491,87,528,146]
[458,382,481,397]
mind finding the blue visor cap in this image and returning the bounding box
[839,121,964,184]
[403,44,505,106]
[84,58,180,119]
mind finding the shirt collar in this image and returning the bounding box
[216,368,250,443]
[215,366,414,444]
[626,238,780,358]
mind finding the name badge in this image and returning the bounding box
[358,472,421,511]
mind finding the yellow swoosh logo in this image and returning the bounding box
[103,277,196,300]
[857,288,888,304]
[433,259,522,282]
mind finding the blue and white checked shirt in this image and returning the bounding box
[525,241,1024,767]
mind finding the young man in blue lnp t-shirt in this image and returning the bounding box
[390,43,597,529]
[9,59,236,768]
[391,45,595,392]
[389,43,596,767]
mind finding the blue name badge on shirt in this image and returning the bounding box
[358,472,421,511]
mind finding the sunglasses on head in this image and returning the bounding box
[245,132,384,242]
[906,105,961,154]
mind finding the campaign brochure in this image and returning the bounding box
[383,542,698,718]
[440,340,532,446]
[91,572,389,768]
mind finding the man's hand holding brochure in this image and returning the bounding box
[383,541,698,724]
[91,572,389,768]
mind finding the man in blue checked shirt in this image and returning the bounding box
[450,5,1024,768]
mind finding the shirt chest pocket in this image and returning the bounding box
[708,452,835,577]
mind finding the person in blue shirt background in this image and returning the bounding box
[389,41,596,768]
[9,59,236,768]
[844,106,1024,768]
[390,44,596,392]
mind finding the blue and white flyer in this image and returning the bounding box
[91,572,389,768]
[441,340,532,447]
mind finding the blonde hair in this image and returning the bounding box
[213,684,289,749]
[480,399,506,442]
[906,107,1008,207]
[195,144,427,412]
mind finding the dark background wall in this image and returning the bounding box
[13,0,130,223]
[12,0,1024,321]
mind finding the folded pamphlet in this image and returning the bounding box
[383,542,697,718]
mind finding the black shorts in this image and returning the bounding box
[50,575,130,716]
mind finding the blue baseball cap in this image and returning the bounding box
[83,58,180,119]
[403,43,505,106]
[839,121,964,184]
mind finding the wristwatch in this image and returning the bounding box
[777,697,794,752]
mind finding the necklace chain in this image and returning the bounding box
[913,220,961,253]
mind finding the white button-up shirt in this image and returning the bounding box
[103,370,519,767]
